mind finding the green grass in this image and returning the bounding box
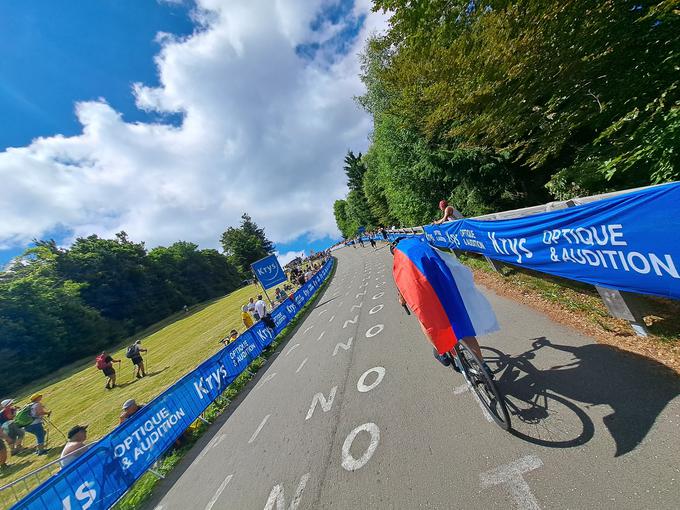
[0,282,267,490]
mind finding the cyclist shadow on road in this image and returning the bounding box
[484,337,680,456]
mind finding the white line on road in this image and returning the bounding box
[316,331,325,341]
[285,344,300,357]
[329,314,336,322]
[480,455,543,510]
[211,434,227,449]
[303,325,314,334]
[296,357,308,373]
[453,384,469,395]
[204,474,233,510]
[248,414,271,444]
[318,309,328,316]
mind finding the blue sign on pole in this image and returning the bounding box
[251,254,287,289]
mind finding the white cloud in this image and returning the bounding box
[0,0,389,252]
[276,249,305,266]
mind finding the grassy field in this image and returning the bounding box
[1,282,266,487]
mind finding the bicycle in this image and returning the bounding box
[445,340,511,430]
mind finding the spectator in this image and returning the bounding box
[241,305,254,329]
[19,394,50,455]
[95,351,121,390]
[60,425,89,468]
[434,200,463,224]
[248,297,260,321]
[126,340,148,379]
[0,399,25,454]
[369,237,377,249]
[254,295,267,321]
[220,329,239,346]
[119,399,145,424]
[0,428,10,471]
[304,268,313,282]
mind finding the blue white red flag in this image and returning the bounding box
[392,237,499,354]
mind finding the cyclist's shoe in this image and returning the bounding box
[433,348,451,367]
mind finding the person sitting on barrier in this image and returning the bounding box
[241,304,254,329]
[119,399,145,424]
[434,200,463,225]
[126,340,148,379]
[14,394,50,455]
[0,398,26,455]
[60,424,89,468]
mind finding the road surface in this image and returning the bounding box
[147,244,680,510]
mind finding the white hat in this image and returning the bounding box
[1,398,13,408]
[122,399,136,410]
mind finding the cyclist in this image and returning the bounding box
[390,237,498,372]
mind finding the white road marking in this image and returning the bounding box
[372,292,385,300]
[343,315,359,328]
[204,474,233,510]
[375,282,386,288]
[369,304,384,315]
[316,331,325,341]
[329,314,336,322]
[306,386,338,420]
[303,325,314,334]
[351,302,363,311]
[341,422,380,472]
[365,324,384,338]
[356,291,367,298]
[453,384,469,395]
[285,344,300,357]
[248,414,271,444]
[211,434,227,449]
[318,309,328,316]
[357,367,385,393]
[333,337,353,356]
[296,357,308,373]
[480,455,544,510]
[264,473,310,510]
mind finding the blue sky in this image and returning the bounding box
[0,1,384,266]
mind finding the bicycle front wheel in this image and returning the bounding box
[454,341,511,431]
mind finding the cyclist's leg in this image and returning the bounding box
[460,336,483,359]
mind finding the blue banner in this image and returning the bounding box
[418,183,680,299]
[12,258,334,510]
[251,255,287,289]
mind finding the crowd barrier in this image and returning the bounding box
[8,258,335,510]
[384,183,680,301]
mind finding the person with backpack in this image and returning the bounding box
[126,340,147,379]
[14,394,50,455]
[0,399,25,455]
[95,351,121,389]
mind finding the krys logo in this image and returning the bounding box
[256,262,280,280]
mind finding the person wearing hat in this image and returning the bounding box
[60,425,89,468]
[0,398,25,454]
[119,399,145,424]
[241,304,253,329]
[21,394,51,455]
[434,199,463,225]
[126,340,148,379]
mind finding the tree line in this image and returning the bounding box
[0,214,275,393]
[334,0,678,237]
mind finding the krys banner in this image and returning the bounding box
[422,183,680,300]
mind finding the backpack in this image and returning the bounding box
[95,354,108,370]
[13,404,34,428]
[125,345,138,359]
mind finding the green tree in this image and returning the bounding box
[220,213,275,275]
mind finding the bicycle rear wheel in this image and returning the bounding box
[454,341,511,430]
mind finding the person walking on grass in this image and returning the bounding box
[0,399,26,455]
[241,304,254,329]
[13,394,51,455]
[126,340,148,379]
[95,351,121,389]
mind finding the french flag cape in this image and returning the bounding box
[393,237,499,354]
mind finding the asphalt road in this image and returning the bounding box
[147,244,680,510]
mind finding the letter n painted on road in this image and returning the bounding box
[263,473,310,510]
[333,337,353,356]
[305,387,338,420]
[343,315,359,328]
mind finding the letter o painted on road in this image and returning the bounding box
[372,292,385,300]
[365,324,384,338]
[369,304,384,315]
[357,367,385,393]
[341,422,380,472]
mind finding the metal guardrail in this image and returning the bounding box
[387,182,678,336]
